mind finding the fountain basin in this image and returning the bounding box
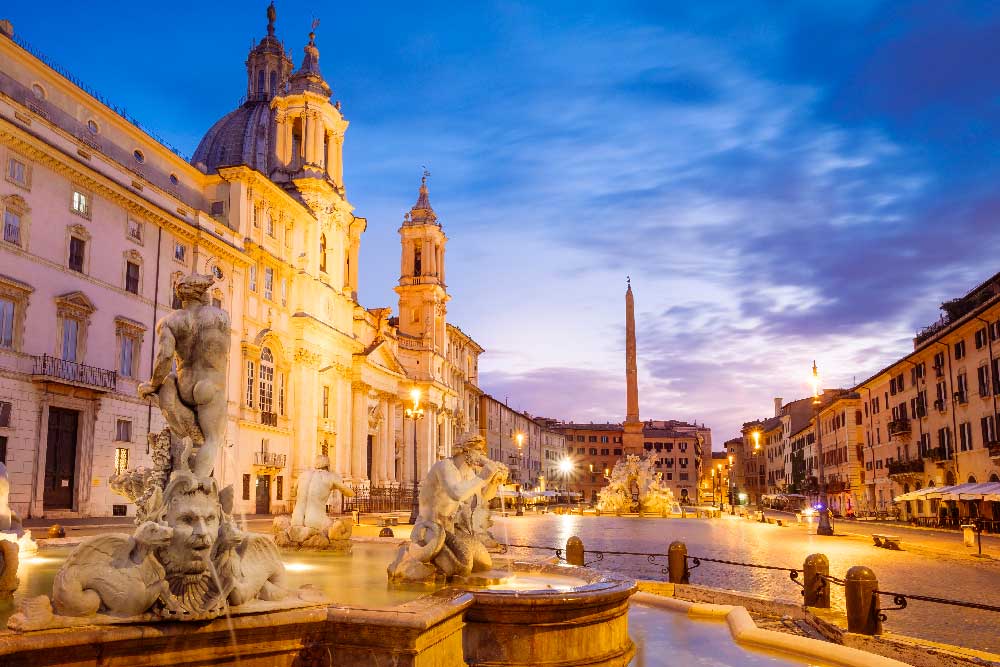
[463,562,636,667]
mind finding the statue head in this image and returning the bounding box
[454,433,488,468]
[153,471,223,611]
[175,273,214,306]
[314,454,331,471]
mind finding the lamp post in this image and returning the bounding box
[728,454,735,513]
[751,429,761,506]
[406,388,425,525]
[515,432,525,516]
[812,361,834,536]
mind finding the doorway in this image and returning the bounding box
[255,475,271,514]
[44,407,79,509]
[366,435,374,481]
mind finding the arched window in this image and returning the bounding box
[259,347,274,415]
[257,70,265,95]
[319,234,327,273]
[269,70,277,96]
[968,475,978,484]
[990,473,1000,483]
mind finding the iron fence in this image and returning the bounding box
[341,483,415,514]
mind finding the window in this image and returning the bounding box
[600,448,609,456]
[276,475,283,501]
[319,234,327,273]
[589,447,597,455]
[933,351,945,375]
[31,83,45,100]
[114,447,129,475]
[264,267,274,300]
[174,242,187,263]
[125,261,140,294]
[576,447,584,454]
[281,278,287,306]
[600,435,609,443]
[588,436,597,443]
[259,347,274,414]
[278,372,285,415]
[119,335,135,377]
[242,474,251,500]
[414,244,422,276]
[576,436,585,442]
[61,318,79,361]
[956,373,968,403]
[322,385,330,418]
[978,365,990,397]
[266,211,275,237]
[210,200,225,217]
[679,472,689,481]
[87,119,99,134]
[0,435,6,464]
[666,472,673,480]
[3,209,21,246]
[68,236,86,272]
[115,419,132,442]
[249,265,257,292]
[0,298,13,349]
[127,219,142,243]
[246,360,255,407]
[6,157,28,188]
[614,448,622,455]
[169,173,179,186]
[954,340,966,360]
[976,328,988,349]
[0,400,10,427]
[71,190,90,218]
[959,422,973,452]
[132,149,145,164]
[981,415,997,446]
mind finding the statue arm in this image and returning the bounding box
[439,464,492,504]
[145,322,176,391]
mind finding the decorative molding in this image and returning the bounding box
[294,348,321,367]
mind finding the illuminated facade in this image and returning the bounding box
[0,8,483,518]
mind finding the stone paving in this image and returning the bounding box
[492,512,1000,654]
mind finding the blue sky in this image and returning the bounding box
[6,1,1000,442]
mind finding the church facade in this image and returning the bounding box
[0,8,482,518]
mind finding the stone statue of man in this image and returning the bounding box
[388,434,508,582]
[138,274,229,478]
[291,455,355,531]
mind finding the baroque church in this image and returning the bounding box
[0,6,482,518]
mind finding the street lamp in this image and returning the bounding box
[715,463,723,508]
[728,454,735,513]
[558,457,573,506]
[812,361,834,536]
[515,432,525,516]
[406,388,425,525]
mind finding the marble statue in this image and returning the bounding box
[137,273,229,478]
[8,273,291,631]
[387,434,508,583]
[273,455,355,551]
[0,462,38,555]
[596,454,677,515]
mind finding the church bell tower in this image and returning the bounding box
[395,173,449,356]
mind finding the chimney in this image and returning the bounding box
[773,397,783,417]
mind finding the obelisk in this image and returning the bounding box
[623,277,644,454]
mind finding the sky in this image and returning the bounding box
[6,1,1000,444]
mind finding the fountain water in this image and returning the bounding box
[597,454,676,514]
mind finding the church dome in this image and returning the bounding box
[191,101,274,175]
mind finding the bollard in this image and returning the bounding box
[845,566,882,635]
[48,524,65,539]
[667,541,689,584]
[379,527,394,538]
[803,553,830,608]
[566,536,585,566]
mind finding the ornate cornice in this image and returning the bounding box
[294,348,322,367]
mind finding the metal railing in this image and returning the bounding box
[887,419,911,437]
[341,483,415,514]
[253,451,286,468]
[260,411,278,427]
[31,354,116,391]
[888,458,923,476]
[3,222,20,245]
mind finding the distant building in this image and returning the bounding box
[478,396,564,490]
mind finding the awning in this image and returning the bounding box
[894,482,1000,503]
[893,487,939,502]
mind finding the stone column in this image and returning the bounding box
[285,117,294,166]
[385,400,397,482]
[274,110,286,167]
[351,384,368,481]
[313,119,325,168]
[292,350,319,480]
[303,113,314,165]
[334,134,344,185]
[334,377,351,477]
[422,408,436,473]
[325,132,336,180]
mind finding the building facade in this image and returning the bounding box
[477,396,564,490]
[0,10,485,518]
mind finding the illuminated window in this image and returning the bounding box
[115,418,131,442]
[259,347,274,414]
[114,447,129,475]
[246,360,255,407]
[71,190,90,218]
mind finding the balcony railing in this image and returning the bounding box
[933,399,947,412]
[922,445,948,462]
[888,458,924,476]
[260,411,278,427]
[888,419,911,437]
[988,442,1000,459]
[32,354,116,392]
[3,222,20,245]
[954,390,968,405]
[253,451,286,468]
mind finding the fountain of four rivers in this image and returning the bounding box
[0,274,907,667]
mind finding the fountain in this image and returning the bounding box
[0,463,38,557]
[597,454,679,514]
[272,455,354,552]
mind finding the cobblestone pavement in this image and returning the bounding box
[492,513,1000,653]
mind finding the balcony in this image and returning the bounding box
[953,390,968,405]
[988,442,1000,460]
[253,451,286,469]
[888,458,924,478]
[887,419,911,438]
[260,411,278,427]
[31,354,116,392]
[933,399,947,412]
[3,221,20,245]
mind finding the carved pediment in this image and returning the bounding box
[55,290,96,317]
[360,339,407,377]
